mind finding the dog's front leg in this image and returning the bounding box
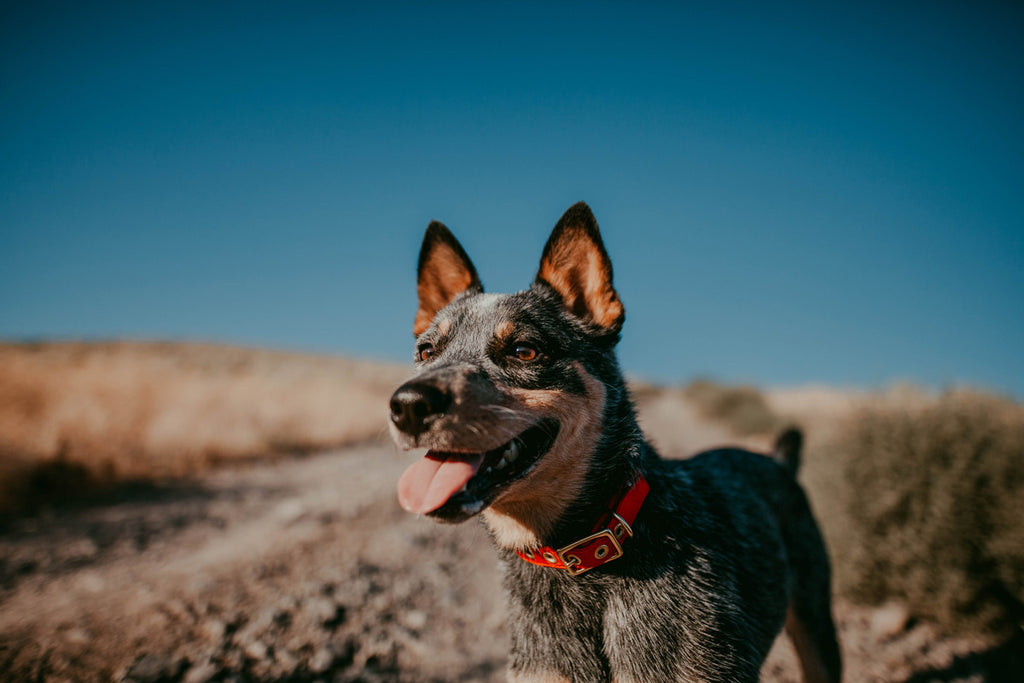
[505,593,611,683]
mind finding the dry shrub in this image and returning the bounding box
[683,378,784,436]
[835,390,1024,636]
[0,341,408,514]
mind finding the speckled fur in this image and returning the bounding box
[390,203,842,682]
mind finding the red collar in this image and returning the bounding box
[515,473,649,576]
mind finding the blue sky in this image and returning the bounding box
[2,2,1022,396]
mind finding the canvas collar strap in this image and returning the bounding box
[515,473,649,576]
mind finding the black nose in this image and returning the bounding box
[389,382,450,436]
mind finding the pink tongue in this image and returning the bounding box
[397,452,485,514]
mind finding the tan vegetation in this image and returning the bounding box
[824,390,1024,637]
[0,341,407,514]
[683,378,786,436]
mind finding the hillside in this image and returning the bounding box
[1,341,1020,681]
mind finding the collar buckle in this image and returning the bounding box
[558,528,624,576]
[515,473,649,576]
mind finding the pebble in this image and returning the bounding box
[243,639,268,661]
[871,602,911,638]
[122,653,184,683]
[76,570,106,593]
[304,596,345,627]
[275,499,306,523]
[309,646,334,673]
[200,618,226,643]
[274,647,299,673]
[182,661,218,683]
[401,609,428,631]
[64,627,91,645]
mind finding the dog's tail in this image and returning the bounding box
[773,426,803,475]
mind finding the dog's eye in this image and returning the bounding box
[418,345,435,362]
[513,345,538,362]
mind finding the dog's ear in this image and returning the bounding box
[535,202,624,334]
[414,221,482,336]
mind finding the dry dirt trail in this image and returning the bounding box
[0,406,1002,682]
[1,441,511,682]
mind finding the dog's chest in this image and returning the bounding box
[500,549,768,682]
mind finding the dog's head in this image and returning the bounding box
[389,202,625,542]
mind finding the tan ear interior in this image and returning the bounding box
[539,227,623,331]
[415,242,477,335]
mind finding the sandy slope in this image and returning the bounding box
[0,418,1006,682]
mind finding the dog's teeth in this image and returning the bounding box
[504,441,520,462]
[487,441,522,474]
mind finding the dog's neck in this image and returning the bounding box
[482,378,647,552]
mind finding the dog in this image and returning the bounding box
[388,202,842,682]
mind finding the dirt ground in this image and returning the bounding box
[0,409,1015,681]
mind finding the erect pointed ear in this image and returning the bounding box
[535,202,624,334]
[414,221,482,336]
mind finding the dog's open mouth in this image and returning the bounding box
[397,419,559,522]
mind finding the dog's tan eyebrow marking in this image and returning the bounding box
[436,318,452,336]
[494,320,516,341]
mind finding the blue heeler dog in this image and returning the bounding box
[389,202,842,682]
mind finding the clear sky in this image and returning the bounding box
[2,2,1022,396]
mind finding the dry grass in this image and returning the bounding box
[781,387,1024,640]
[0,341,408,514]
[682,378,786,436]
[830,390,1024,636]
[629,381,768,457]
